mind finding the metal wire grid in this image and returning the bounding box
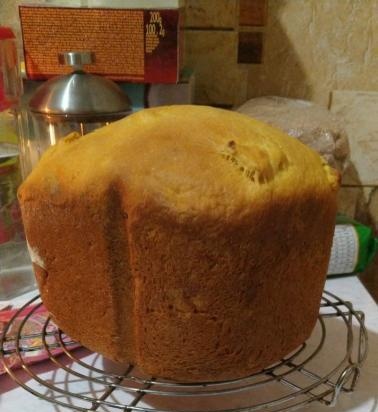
[0,291,368,412]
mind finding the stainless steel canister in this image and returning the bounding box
[20,51,131,177]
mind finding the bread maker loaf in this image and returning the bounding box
[18,105,339,382]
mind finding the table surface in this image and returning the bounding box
[1,275,377,412]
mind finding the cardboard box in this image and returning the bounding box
[19,1,184,83]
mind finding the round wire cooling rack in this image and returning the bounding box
[0,290,368,412]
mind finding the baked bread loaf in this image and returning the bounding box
[18,105,339,382]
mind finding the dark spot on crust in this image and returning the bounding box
[228,140,236,150]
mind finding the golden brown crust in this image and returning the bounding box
[22,188,135,362]
[18,105,338,381]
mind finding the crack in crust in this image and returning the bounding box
[221,139,290,184]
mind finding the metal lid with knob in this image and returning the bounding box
[29,51,131,122]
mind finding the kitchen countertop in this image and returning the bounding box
[1,275,377,412]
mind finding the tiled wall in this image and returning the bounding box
[1,0,378,228]
[184,0,377,107]
[185,0,378,232]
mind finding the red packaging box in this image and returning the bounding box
[19,4,184,83]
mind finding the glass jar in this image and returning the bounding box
[0,27,35,299]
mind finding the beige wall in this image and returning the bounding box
[183,0,378,108]
[248,0,378,107]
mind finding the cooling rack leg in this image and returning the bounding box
[330,365,360,406]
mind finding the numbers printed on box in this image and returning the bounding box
[145,11,165,53]
[149,12,161,24]
[146,24,156,35]
[159,24,166,37]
